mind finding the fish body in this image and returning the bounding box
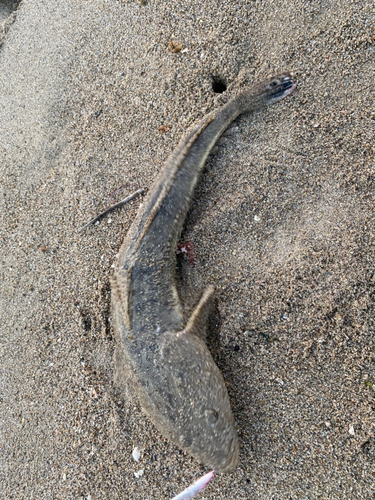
[111,73,295,472]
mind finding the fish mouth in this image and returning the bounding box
[210,436,239,473]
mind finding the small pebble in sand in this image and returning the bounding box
[132,447,141,462]
[168,40,183,53]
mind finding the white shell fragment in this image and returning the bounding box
[134,469,144,478]
[170,470,214,500]
[132,446,141,462]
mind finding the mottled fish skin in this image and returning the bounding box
[111,73,296,472]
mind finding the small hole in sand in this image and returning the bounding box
[211,76,227,94]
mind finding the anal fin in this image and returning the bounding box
[111,266,133,330]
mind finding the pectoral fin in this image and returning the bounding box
[184,285,215,341]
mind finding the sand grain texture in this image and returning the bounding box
[0,0,374,498]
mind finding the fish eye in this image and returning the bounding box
[270,81,278,87]
[205,408,219,425]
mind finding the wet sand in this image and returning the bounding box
[0,0,374,498]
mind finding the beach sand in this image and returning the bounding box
[0,0,374,498]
